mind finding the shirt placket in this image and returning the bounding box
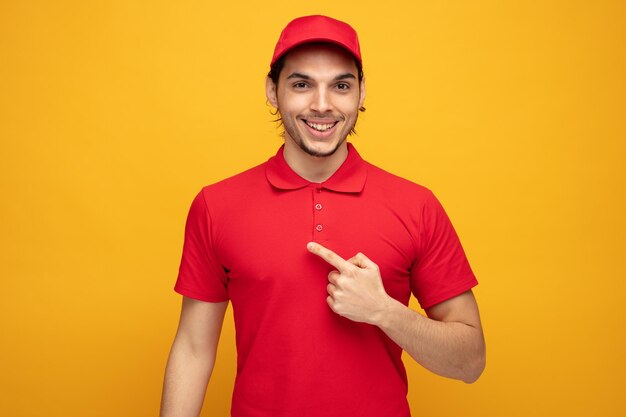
[311,186,328,242]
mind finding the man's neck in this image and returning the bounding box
[282,141,349,183]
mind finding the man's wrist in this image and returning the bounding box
[372,295,402,329]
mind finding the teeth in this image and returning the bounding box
[306,121,335,132]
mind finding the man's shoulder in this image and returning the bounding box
[199,159,269,200]
[364,160,434,200]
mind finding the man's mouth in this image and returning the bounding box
[304,120,339,132]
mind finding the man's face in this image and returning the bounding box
[266,43,366,158]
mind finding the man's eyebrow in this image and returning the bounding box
[286,72,311,80]
[334,73,357,81]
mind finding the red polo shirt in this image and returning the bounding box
[175,143,477,417]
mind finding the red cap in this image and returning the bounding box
[270,15,362,67]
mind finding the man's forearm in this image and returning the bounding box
[375,298,485,383]
[305,242,485,382]
[160,339,215,417]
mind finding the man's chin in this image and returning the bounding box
[298,138,346,158]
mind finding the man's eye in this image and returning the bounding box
[293,82,308,89]
[336,83,350,90]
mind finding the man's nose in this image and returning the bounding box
[310,87,333,113]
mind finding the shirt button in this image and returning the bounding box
[315,224,323,232]
[315,203,323,210]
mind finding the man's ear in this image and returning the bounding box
[266,77,278,108]
[358,78,366,109]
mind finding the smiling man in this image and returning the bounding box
[269,42,364,160]
[161,15,485,417]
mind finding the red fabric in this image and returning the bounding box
[271,15,362,66]
[175,143,477,417]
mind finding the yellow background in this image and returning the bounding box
[1,1,624,416]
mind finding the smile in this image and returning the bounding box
[304,120,338,132]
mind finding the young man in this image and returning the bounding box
[161,15,485,417]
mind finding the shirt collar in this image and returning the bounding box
[265,143,368,193]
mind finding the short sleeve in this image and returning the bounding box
[174,190,229,302]
[410,191,477,309]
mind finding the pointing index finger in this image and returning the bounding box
[307,242,351,273]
